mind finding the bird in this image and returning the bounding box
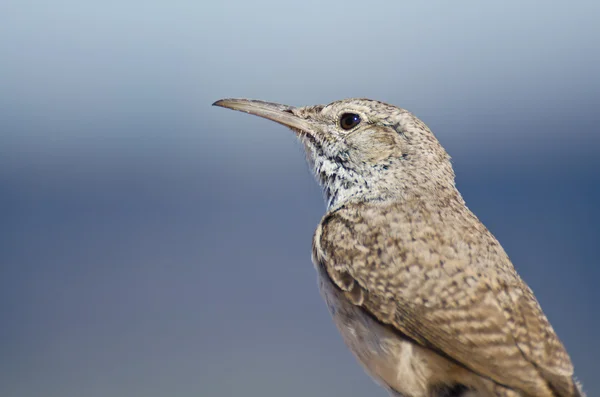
[212,98,584,397]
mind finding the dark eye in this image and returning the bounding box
[339,113,361,130]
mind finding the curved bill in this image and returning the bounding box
[212,98,312,133]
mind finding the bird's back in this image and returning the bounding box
[313,198,580,397]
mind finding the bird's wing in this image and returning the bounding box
[314,208,577,397]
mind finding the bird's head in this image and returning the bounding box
[213,98,459,209]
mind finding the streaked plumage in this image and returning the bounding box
[214,98,584,397]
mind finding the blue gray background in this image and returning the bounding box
[1,1,598,396]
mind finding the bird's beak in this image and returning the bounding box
[212,98,313,134]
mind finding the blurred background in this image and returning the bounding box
[1,1,598,396]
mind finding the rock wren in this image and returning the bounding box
[213,98,584,397]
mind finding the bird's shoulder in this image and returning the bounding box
[312,200,576,397]
[313,199,517,291]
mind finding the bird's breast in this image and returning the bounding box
[317,267,433,396]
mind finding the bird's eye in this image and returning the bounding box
[339,113,361,130]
